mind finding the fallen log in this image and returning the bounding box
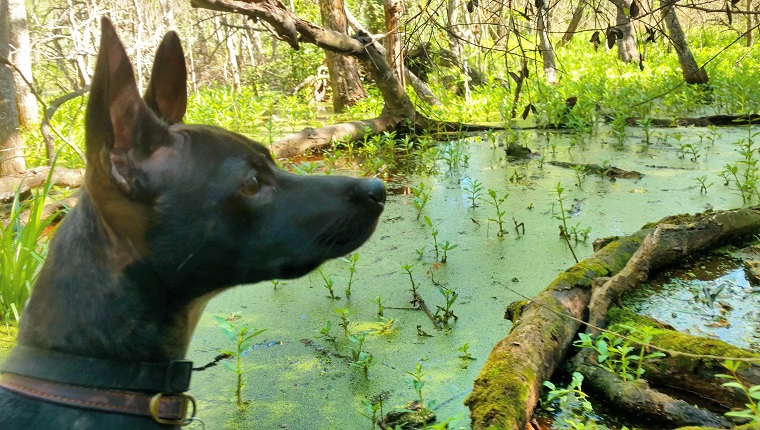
[605,308,760,409]
[548,161,643,180]
[569,350,731,428]
[0,166,84,204]
[466,206,760,430]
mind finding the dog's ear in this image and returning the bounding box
[143,31,187,124]
[86,17,167,195]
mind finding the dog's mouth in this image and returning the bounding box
[274,214,381,279]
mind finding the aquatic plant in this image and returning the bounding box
[571,165,586,189]
[716,360,760,424]
[573,331,665,382]
[411,182,430,220]
[269,279,285,289]
[636,116,653,146]
[341,252,359,297]
[404,361,435,426]
[318,268,337,299]
[706,124,722,147]
[334,307,353,337]
[463,178,484,209]
[695,175,713,194]
[542,371,593,414]
[440,240,458,264]
[457,343,476,361]
[371,296,384,318]
[677,143,700,162]
[483,188,509,238]
[552,183,573,242]
[610,111,627,147]
[423,216,441,261]
[348,331,374,378]
[213,315,267,405]
[315,320,337,344]
[401,264,419,306]
[360,391,390,430]
[433,285,458,327]
[722,125,760,204]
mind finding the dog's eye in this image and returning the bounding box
[240,176,260,196]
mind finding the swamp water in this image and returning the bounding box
[186,124,757,429]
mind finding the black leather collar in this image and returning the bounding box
[0,344,192,394]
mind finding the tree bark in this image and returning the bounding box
[747,0,755,47]
[559,0,586,47]
[607,0,640,63]
[466,205,760,429]
[319,0,367,112]
[536,3,558,84]
[7,0,38,127]
[383,0,404,85]
[0,0,25,175]
[661,0,709,84]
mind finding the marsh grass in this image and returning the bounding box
[0,163,62,329]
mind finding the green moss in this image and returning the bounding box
[607,307,758,371]
[547,235,642,291]
[466,349,532,430]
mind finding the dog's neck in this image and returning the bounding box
[17,192,208,363]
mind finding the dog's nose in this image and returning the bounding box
[364,178,386,205]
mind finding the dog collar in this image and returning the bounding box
[0,345,196,426]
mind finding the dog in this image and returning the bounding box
[0,17,384,429]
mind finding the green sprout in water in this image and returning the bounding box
[348,331,375,378]
[695,175,713,194]
[371,295,385,318]
[404,361,436,428]
[334,307,353,337]
[434,285,458,327]
[423,216,441,261]
[483,188,508,238]
[315,320,337,345]
[463,178,483,209]
[341,252,359,297]
[411,182,430,220]
[457,343,476,361]
[318,268,337,299]
[213,314,267,405]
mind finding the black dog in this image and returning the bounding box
[0,18,384,429]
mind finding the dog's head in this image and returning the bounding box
[84,18,385,296]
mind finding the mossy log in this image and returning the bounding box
[606,308,760,409]
[547,161,643,180]
[466,206,760,430]
[465,234,645,429]
[569,350,731,428]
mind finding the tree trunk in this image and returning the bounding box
[559,0,586,47]
[0,0,25,175]
[191,0,427,157]
[383,0,404,85]
[747,0,755,47]
[536,3,558,84]
[661,0,709,84]
[319,0,367,112]
[466,205,760,429]
[7,0,38,127]
[608,0,640,63]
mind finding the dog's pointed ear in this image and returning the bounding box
[86,17,166,195]
[143,31,187,124]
